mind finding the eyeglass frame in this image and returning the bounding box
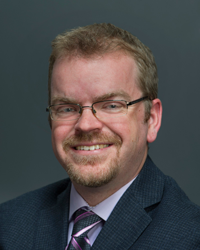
[46,96,149,121]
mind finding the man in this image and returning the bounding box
[0,23,200,249]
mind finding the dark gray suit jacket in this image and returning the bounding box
[1,156,200,249]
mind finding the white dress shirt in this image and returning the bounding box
[67,177,137,246]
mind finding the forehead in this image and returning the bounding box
[51,52,140,103]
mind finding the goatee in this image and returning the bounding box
[62,131,122,187]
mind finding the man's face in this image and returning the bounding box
[51,52,150,190]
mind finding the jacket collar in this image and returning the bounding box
[92,156,165,250]
[34,180,71,250]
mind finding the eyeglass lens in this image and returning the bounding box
[50,100,128,121]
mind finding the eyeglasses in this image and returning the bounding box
[46,96,149,121]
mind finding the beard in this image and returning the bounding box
[62,131,122,187]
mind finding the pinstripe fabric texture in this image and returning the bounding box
[0,156,200,249]
[67,209,102,250]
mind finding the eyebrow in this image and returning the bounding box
[51,90,131,105]
[51,96,77,105]
[93,91,131,103]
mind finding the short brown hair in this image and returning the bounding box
[48,23,158,121]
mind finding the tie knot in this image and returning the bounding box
[72,208,102,237]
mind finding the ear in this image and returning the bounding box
[147,98,162,143]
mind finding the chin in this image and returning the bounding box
[64,157,120,188]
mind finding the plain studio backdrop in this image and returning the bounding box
[0,0,200,206]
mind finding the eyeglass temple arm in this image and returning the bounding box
[127,96,149,106]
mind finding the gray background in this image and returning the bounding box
[1,0,200,205]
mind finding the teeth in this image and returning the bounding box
[76,144,109,151]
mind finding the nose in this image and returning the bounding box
[74,106,103,133]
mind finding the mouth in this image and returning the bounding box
[74,144,110,151]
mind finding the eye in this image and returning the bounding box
[53,104,79,114]
[59,107,76,113]
[100,101,125,112]
[103,102,123,109]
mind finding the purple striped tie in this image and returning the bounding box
[66,208,102,250]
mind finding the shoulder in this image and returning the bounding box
[0,179,71,249]
[0,178,71,224]
[1,178,70,206]
[144,156,200,217]
[126,156,200,248]
[152,176,200,248]
[160,174,200,226]
[159,171,200,216]
[138,157,200,247]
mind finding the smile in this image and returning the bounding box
[75,144,109,151]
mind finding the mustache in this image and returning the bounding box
[63,131,122,151]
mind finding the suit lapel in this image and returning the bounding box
[92,189,152,250]
[34,181,71,250]
[92,156,165,250]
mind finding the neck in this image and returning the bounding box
[72,167,142,206]
[72,181,124,207]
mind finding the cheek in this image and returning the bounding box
[122,114,147,149]
[105,120,127,139]
[107,119,134,148]
[51,123,73,152]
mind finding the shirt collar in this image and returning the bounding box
[69,176,137,222]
